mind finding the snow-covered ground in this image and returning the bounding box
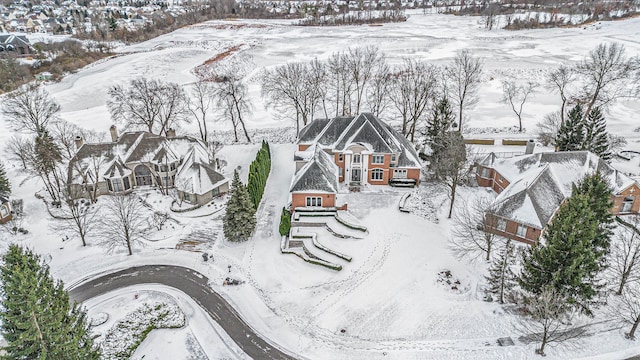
[2,10,640,360]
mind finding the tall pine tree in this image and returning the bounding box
[223,170,256,242]
[555,104,612,160]
[555,104,584,152]
[0,245,100,359]
[0,161,10,196]
[572,172,614,272]
[425,96,454,179]
[486,240,518,304]
[519,193,602,314]
[582,107,611,160]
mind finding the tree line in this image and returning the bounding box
[261,46,484,141]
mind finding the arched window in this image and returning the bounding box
[371,169,384,181]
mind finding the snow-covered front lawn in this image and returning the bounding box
[3,9,640,360]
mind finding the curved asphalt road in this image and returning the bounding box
[68,265,297,360]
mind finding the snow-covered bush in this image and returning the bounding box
[100,302,185,360]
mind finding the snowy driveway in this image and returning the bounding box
[69,265,297,360]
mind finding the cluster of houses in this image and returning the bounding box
[3,110,639,248]
[290,112,640,246]
[0,0,187,35]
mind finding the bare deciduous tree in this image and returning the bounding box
[214,76,252,142]
[446,50,483,131]
[50,120,105,160]
[107,78,189,136]
[98,195,149,255]
[434,131,469,219]
[6,135,34,171]
[187,80,214,142]
[327,51,353,117]
[612,215,640,295]
[56,186,99,246]
[345,46,385,114]
[520,287,578,356]
[546,65,575,123]
[451,195,499,261]
[535,111,562,147]
[367,63,392,117]
[619,284,640,339]
[261,63,318,135]
[390,59,439,143]
[502,79,538,132]
[1,85,60,134]
[576,42,640,119]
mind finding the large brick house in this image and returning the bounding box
[290,146,340,210]
[297,113,421,185]
[476,151,640,244]
[68,127,229,206]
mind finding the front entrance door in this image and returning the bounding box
[351,168,361,183]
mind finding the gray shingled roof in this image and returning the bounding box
[290,147,339,193]
[297,113,421,168]
[487,150,638,229]
[298,118,331,143]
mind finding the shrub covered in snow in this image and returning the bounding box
[100,302,186,360]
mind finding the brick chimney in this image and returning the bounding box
[74,136,83,149]
[110,125,118,142]
[166,128,176,138]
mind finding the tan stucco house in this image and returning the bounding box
[67,127,229,206]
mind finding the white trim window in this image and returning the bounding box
[393,169,407,179]
[391,154,397,163]
[516,224,527,238]
[372,154,384,164]
[306,196,322,207]
[481,168,490,178]
[0,205,8,218]
[353,154,361,164]
[497,219,506,232]
[371,168,384,181]
[112,179,123,192]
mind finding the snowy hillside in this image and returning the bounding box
[1,10,640,360]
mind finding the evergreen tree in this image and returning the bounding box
[486,239,518,304]
[223,170,256,242]
[582,107,611,160]
[0,245,100,359]
[555,104,584,152]
[572,172,615,272]
[0,161,10,196]
[519,194,602,314]
[247,141,271,210]
[425,96,454,179]
[279,207,291,237]
[555,104,612,161]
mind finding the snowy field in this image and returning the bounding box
[2,10,640,360]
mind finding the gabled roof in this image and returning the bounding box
[487,151,639,229]
[174,147,227,195]
[298,113,421,168]
[290,146,339,194]
[68,131,224,194]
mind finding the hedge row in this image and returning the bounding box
[247,140,271,210]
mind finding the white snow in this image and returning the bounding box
[2,10,640,360]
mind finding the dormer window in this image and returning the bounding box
[170,163,176,171]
